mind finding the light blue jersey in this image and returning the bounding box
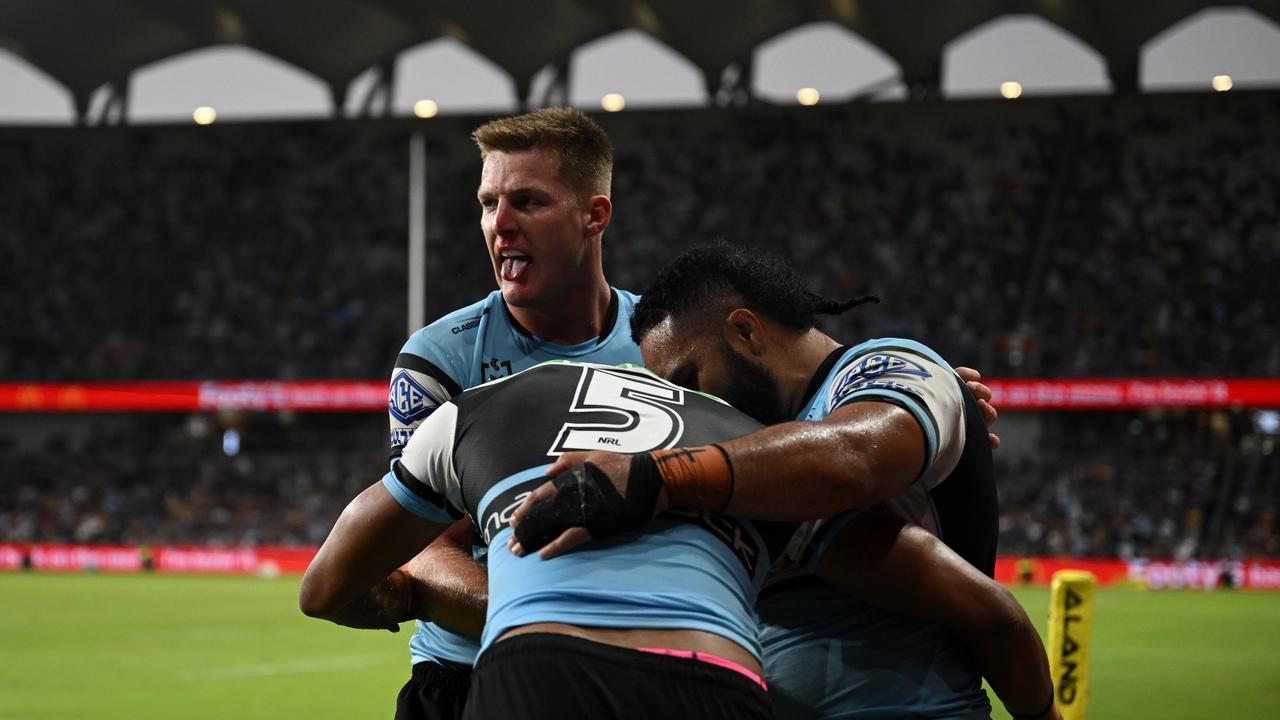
[761,338,995,720]
[386,289,642,667]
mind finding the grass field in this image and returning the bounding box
[2,573,1278,719]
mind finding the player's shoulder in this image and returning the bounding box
[840,337,954,374]
[402,292,499,357]
[822,337,959,411]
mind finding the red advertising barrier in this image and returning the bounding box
[2,378,1278,413]
[983,378,1280,410]
[0,543,317,575]
[0,381,387,412]
[995,556,1280,590]
[4,543,1280,590]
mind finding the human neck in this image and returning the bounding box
[777,329,842,418]
[506,275,613,345]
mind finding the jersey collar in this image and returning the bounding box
[502,288,620,348]
[798,345,851,418]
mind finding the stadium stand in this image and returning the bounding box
[2,91,1276,558]
[0,414,386,546]
[997,410,1277,560]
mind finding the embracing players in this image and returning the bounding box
[301,106,1046,719]
[513,243,1061,720]
[303,359,792,718]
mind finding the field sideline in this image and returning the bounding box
[2,573,1278,719]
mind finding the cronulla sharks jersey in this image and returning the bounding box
[383,361,793,660]
[387,288,642,666]
[788,338,998,570]
[389,289,642,455]
[761,338,997,720]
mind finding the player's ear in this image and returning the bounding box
[723,308,767,357]
[584,194,612,237]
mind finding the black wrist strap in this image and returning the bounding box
[631,451,665,507]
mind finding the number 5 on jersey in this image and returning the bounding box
[548,367,687,455]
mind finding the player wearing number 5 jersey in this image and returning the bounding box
[513,244,1059,720]
[305,361,793,719]
[385,285,641,673]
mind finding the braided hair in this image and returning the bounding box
[631,242,877,343]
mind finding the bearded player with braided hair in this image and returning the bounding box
[511,242,1060,720]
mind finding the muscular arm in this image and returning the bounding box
[510,401,924,557]
[511,364,996,556]
[299,481,449,631]
[712,401,924,519]
[400,519,488,639]
[815,508,1059,720]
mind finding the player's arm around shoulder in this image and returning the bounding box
[507,345,996,556]
[722,399,927,517]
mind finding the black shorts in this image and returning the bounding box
[462,633,773,720]
[395,659,472,720]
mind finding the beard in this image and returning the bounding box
[719,345,790,426]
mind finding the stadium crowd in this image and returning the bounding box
[0,414,385,547]
[2,91,1276,559]
[3,92,1277,382]
[996,410,1278,560]
[2,409,1274,559]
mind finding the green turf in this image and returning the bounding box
[2,574,1278,719]
[989,587,1280,720]
[0,573,409,720]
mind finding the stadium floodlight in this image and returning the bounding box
[601,93,626,112]
[414,99,439,118]
[192,106,217,125]
[796,87,820,106]
[1212,75,1233,92]
[1000,81,1022,99]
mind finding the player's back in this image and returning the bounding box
[390,361,790,660]
[389,289,643,669]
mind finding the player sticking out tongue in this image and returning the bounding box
[501,252,531,281]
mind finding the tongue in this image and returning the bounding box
[502,257,529,281]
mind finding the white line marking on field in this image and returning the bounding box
[175,654,385,683]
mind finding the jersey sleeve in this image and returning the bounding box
[381,401,465,524]
[825,341,968,491]
[388,340,464,460]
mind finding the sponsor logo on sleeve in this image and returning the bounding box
[390,428,414,448]
[829,352,930,407]
[450,317,481,335]
[388,369,444,425]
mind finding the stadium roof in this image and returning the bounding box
[2,0,1277,116]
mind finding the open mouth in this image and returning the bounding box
[499,251,531,282]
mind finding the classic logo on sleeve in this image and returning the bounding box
[388,369,445,425]
[829,352,930,407]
